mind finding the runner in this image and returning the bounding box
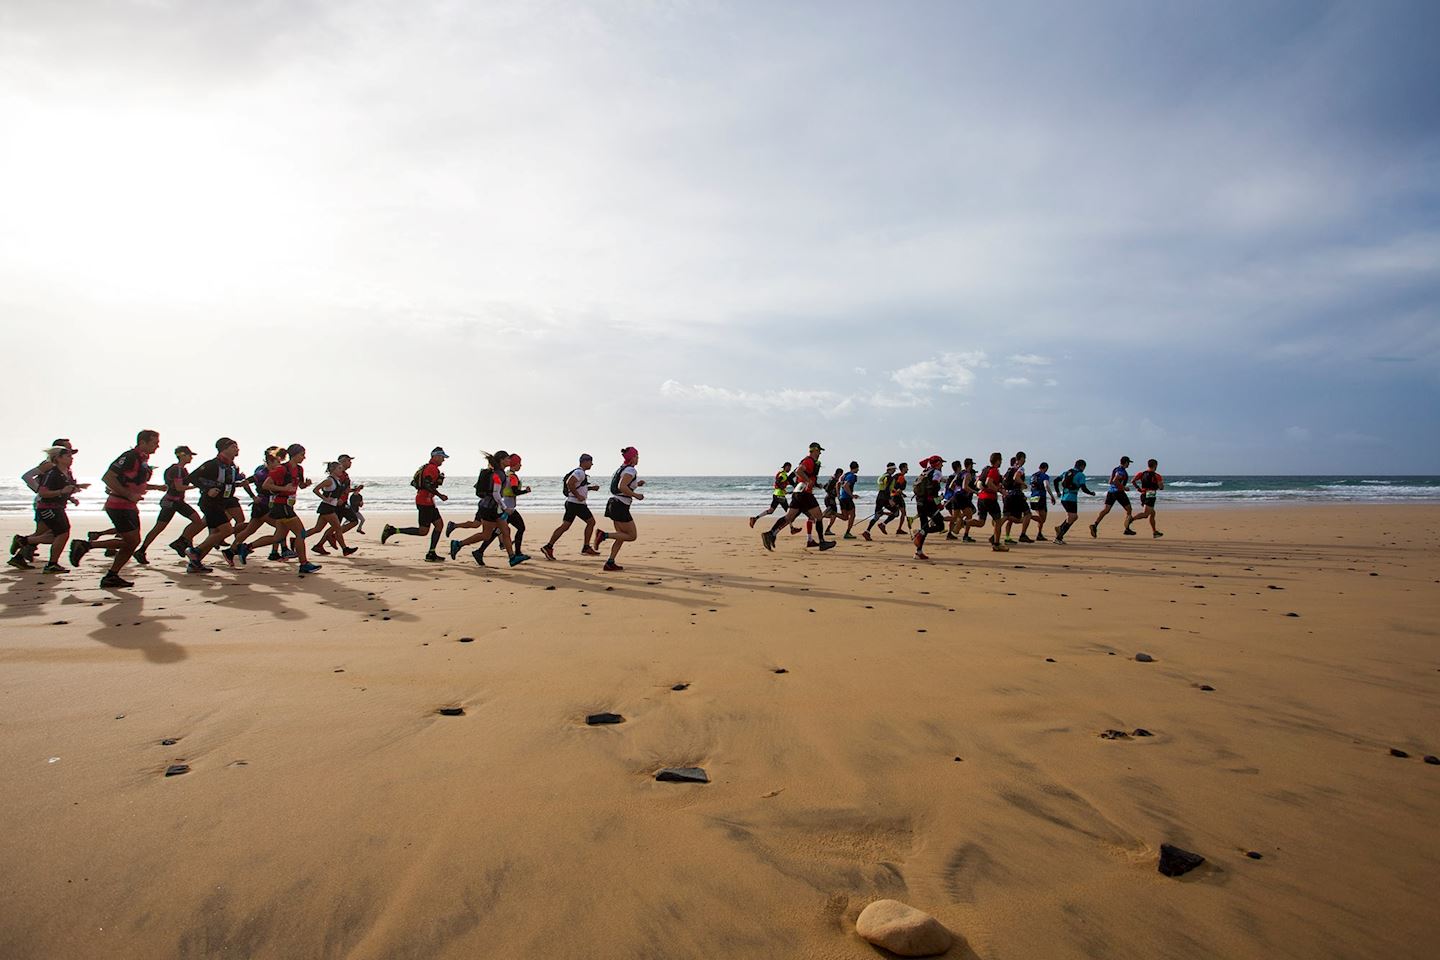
[231,446,287,562]
[836,461,860,539]
[594,446,645,571]
[1051,459,1095,544]
[16,438,79,566]
[11,446,85,573]
[135,445,205,565]
[1131,459,1165,537]
[308,461,355,557]
[1091,456,1136,538]
[448,450,528,567]
[382,447,449,562]
[889,462,911,533]
[819,467,843,539]
[485,454,530,561]
[1028,461,1056,542]
[861,463,897,541]
[946,458,981,542]
[70,429,163,588]
[911,455,945,560]
[235,444,320,575]
[1001,453,1033,544]
[749,463,795,529]
[541,453,601,560]
[977,451,1008,551]
[759,443,835,553]
[185,438,250,571]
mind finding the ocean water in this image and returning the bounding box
[4,475,1439,518]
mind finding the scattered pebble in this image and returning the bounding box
[164,764,190,777]
[545,585,556,591]
[855,899,952,957]
[160,738,178,746]
[1390,748,1410,758]
[671,683,689,691]
[458,637,474,643]
[1158,843,1205,877]
[1246,851,1264,860]
[772,668,788,674]
[655,767,708,784]
[1135,653,1155,663]
[1285,612,1300,618]
[1132,728,1154,737]
[1199,684,1215,692]
[1100,729,1130,740]
[50,620,68,626]
[1045,658,1056,663]
[437,707,465,717]
[1424,756,1439,765]
[585,712,624,725]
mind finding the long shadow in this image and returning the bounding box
[87,594,187,663]
[0,567,62,622]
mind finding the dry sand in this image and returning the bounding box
[1,506,1437,959]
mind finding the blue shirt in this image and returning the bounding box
[1060,469,1086,503]
[1108,466,1128,493]
[1030,471,1050,500]
[839,471,857,500]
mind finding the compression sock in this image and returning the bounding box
[398,527,423,536]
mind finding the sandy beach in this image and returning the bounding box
[1,505,1437,960]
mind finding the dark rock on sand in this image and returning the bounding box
[1246,851,1264,859]
[1285,612,1300,618]
[585,712,624,725]
[545,585,556,590]
[437,707,465,717]
[655,767,709,783]
[1135,652,1155,662]
[160,738,178,746]
[1390,748,1410,758]
[773,668,788,674]
[1423,755,1439,765]
[458,637,474,643]
[1132,728,1154,737]
[1158,843,1205,877]
[1045,658,1056,662]
[164,764,190,777]
[671,683,689,691]
[1100,729,1130,740]
[1199,684,1215,691]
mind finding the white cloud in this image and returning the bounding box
[1043,378,1059,387]
[1009,353,1053,366]
[890,352,987,394]
[1002,377,1032,388]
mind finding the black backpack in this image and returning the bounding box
[610,466,628,496]
[1061,468,1078,491]
[410,467,424,489]
[561,468,584,495]
[474,466,496,499]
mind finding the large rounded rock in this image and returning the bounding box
[855,899,952,957]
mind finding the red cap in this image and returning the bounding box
[508,454,522,468]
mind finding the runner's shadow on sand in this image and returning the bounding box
[87,594,186,663]
[0,568,61,621]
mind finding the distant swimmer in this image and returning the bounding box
[836,461,860,539]
[541,453,601,561]
[1051,459,1095,544]
[595,446,645,571]
[861,463,897,541]
[382,447,449,562]
[242,443,321,575]
[1001,452,1032,544]
[1131,459,1164,537]
[977,452,1008,551]
[750,462,798,531]
[1091,456,1136,538]
[10,446,85,573]
[71,429,164,589]
[911,455,945,560]
[135,445,205,566]
[186,438,253,570]
[760,442,834,553]
[449,450,528,567]
[1028,461,1056,542]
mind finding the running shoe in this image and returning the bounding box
[424,552,445,563]
[69,540,90,568]
[1054,536,1066,544]
[186,560,212,574]
[100,572,134,588]
[914,551,929,560]
[1018,535,1034,544]
[945,533,958,541]
[470,549,486,567]
[1153,531,1164,538]
[280,548,298,560]
[134,548,150,566]
[1035,534,1047,542]
[843,533,857,540]
[313,543,330,556]
[235,543,252,565]
[861,531,872,541]
[449,539,463,560]
[595,531,608,548]
[748,517,756,528]
[962,535,976,543]
[445,521,457,538]
[342,547,359,556]
[220,547,236,568]
[603,560,623,572]
[41,562,64,574]
[509,553,529,567]
[1089,524,1098,539]
[169,537,190,558]
[805,540,817,548]
[817,540,836,551]
[761,531,776,552]
[878,523,888,535]
[298,562,321,575]
[381,524,397,545]
[9,534,23,556]
[1004,537,1017,544]
[540,544,555,561]
[7,554,33,570]
[580,546,601,556]
[1123,528,1137,536]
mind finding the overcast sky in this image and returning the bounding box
[2,0,1436,476]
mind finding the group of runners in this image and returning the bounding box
[751,444,1164,560]
[8,433,648,588]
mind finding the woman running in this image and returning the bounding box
[595,446,645,571]
[309,461,354,557]
[11,446,84,573]
[449,450,528,567]
[239,444,320,576]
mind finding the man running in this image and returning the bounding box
[836,461,860,539]
[1051,459,1095,544]
[136,445,206,565]
[1131,459,1165,537]
[1028,461,1056,542]
[382,447,449,561]
[977,452,1008,551]
[1001,453,1032,544]
[819,468,843,539]
[760,443,835,553]
[1091,456,1136,538]
[889,462,911,533]
[911,455,945,560]
[750,463,793,528]
[11,446,85,573]
[185,438,249,571]
[594,447,645,571]
[541,453,601,560]
[237,444,321,575]
[71,429,164,588]
[946,458,981,542]
[861,463,897,541]
[310,454,361,555]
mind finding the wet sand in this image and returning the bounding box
[1,506,1437,959]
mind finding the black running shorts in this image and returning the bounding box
[604,497,633,524]
[105,507,141,534]
[1140,493,1157,509]
[417,505,441,527]
[268,503,297,522]
[977,498,1002,523]
[563,501,594,523]
[789,491,820,514]
[36,507,70,535]
[1106,490,1132,509]
[203,502,232,529]
[156,499,199,524]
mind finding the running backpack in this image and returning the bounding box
[474,467,496,499]
[1061,469,1078,491]
[913,471,935,499]
[410,467,424,490]
[610,466,628,496]
[561,469,579,495]
[824,475,839,497]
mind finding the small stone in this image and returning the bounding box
[1267,585,1282,590]
[114,715,125,720]
[1389,748,1409,758]
[1423,755,1439,765]
[545,585,556,591]
[586,712,624,725]
[1158,843,1205,877]
[1246,851,1263,859]
[51,620,68,625]
[1045,658,1056,663]
[437,707,465,717]
[1135,653,1155,662]
[655,767,708,783]
[671,683,689,691]
[1100,729,1130,740]
[1199,684,1215,691]
[855,899,952,957]
[160,738,178,746]
[458,637,474,643]
[1132,728,1154,737]
[164,764,190,777]
[1285,612,1299,618]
